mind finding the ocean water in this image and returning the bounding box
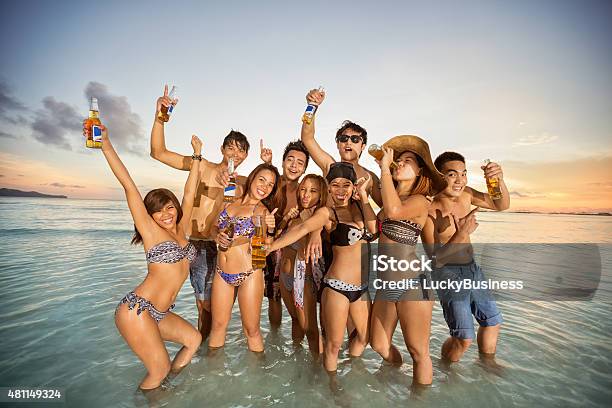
[0,197,611,407]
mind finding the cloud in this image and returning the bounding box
[30,97,82,150]
[509,190,546,199]
[513,132,558,147]
[0,80,29,125]
[84,82,146,155]
[48,182,85,189]
[0,130,17,139]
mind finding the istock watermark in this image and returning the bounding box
[361,243,602,301]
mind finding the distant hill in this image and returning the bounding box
[0,188,67,199]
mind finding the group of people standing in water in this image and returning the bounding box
[84,86,510,390]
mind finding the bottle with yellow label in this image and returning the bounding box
[302,86,323,124]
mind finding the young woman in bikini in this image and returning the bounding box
[267,162,377,372]
[208,163,280,352]
[86,123,203,390]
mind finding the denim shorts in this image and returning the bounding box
[433,261,502,340]
[189,240,217,301]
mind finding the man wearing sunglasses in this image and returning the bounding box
[300,88,382,207]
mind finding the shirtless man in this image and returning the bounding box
[150,85,250,342]
[300,89,382,208]
[421,151,510,362]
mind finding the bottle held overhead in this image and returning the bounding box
[157,85,178,123]
[302,86,324,125]
[368,144,398,169]
[85,97,103,149]
[483,159,502,200]
[223,158,237,202]
[251,215,266,270]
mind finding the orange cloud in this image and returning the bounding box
[467,155,612,213]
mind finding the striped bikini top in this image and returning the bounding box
[380,219,422,246]
[146,240,197,264]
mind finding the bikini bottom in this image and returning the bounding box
[217,265,254,287]
[321,278,368,303]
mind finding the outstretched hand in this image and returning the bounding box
[306,88,325,106]
[452,207,479,236]
[284,206,299,222]
[265,208,278,231]
[215,167,237,187]
[156,84,178,115]
[191,135,202,155]
[481,161,504,180]
[260,139,272,164]
[355,174,372,200]
[379,146,394,170]
[82,121,108,144]
[305,231,323,263]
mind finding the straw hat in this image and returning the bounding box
[382,135,446,195]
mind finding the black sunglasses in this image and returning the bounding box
[336,134,363,144]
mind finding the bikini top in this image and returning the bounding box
[217,205,257,238]
[380,219,422,246]
[330,203,372,247]
[146,240,197,264]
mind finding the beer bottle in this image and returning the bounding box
[85,97,103,149]
[218,220,235,252]
[157,85,178,123]
[302,86,323,125]
[223,158,237,202]
[251,215,266,270]
[483,159,502,200]
[368,144,397,168]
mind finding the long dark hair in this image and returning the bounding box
[131,188,182,245]
[297,174,328,212]
[243,163,281,211]
[394,153,433,197]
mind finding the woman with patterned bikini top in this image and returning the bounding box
[267,162,378,373]
[369,135,446,387]
[208,163,280,353]
[86,121,204,391]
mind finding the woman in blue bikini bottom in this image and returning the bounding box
[209,163,280,352]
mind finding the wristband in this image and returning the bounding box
[266,229,276,237]
[191,154,202,161]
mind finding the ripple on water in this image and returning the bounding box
[1,201,611,407]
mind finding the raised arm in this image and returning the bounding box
[94,125,155,242]
[268,207,330,252]
[300,89,335,174]
[467,161,510,211]
[368,170,383,208]
[260,139,273,164]
[378,146,428,220]
[178,135,202,232]
[150,85,207,170]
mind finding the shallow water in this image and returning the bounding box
[0,198,611,407]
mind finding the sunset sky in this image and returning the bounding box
[1,0,611,212]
